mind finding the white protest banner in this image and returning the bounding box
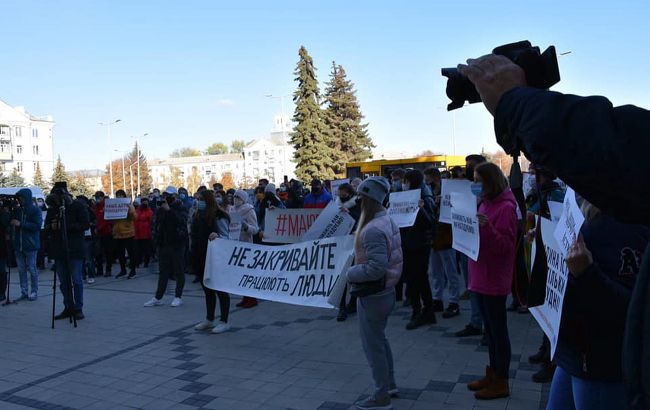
[530,218,569,359]
[302,201,356,241]
[387,189,420,228]
[450,191,480,261]
[548,201,563,223]
[228,212,242,241]
[440,179,473,224]
[104,198,131,220]
[203,235,355,309]
[263,208,322,244]
[553,188,585,258]
[330,179,349,197]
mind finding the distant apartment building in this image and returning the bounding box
[0,99,55,184]
[149,153,245,189]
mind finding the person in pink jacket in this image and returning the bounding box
[466,162,518,400]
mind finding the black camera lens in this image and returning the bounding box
[441,67,482,110]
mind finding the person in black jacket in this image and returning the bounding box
[144,186,188,308]
[549,201,649,409]
[398,169,437,330]
[45,183,90,321]
[458,53,650,408]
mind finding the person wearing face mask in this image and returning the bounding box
[177,187,194,211]
[134,198,153,269]
[144,186,189,307]
[390,169,406,193]
[257,183,286,240]
[231,190,261,309]
[465,162,517,400]
[11,188,43,301]
[304,179,333,209]
[112,190,137,279]
[226,188,236,208]
[192,190,233,334]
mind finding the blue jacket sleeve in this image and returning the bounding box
[495,87,650,225]
[346,227,388,283]
[22,207,42,232]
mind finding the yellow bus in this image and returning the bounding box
[346,155,466,179]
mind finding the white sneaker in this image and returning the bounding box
[211,323,231,334]
[87,278,95,284]
[194,320,215,331]
[28,292,37,301]
[170,297,183,307]
[143,297,162,307]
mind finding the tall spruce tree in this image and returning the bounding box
[32,162,46,189]
[51,156,69,186]
[323,62,374,176]
[6,168,26,187]
[290,46,336,182]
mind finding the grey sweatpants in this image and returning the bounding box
[358,287,396,400]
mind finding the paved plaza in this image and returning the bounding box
[0,263,549,410]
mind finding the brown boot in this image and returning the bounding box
[467,366,494,391]
[474,375,510,400]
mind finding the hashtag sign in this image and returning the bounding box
[275,213,287,236]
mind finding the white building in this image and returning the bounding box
[0,99,55,184]
[243,113,295,184]
[149,153,245,190]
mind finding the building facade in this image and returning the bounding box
[149,153,245,190]
[242,113,295,184]
[0,100,55,184]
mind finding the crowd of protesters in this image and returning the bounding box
[0,152,646,410]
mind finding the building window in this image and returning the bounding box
[16,162,23,172]
[15,127,21,137]
[32,128,38,138]
[16,145,22,154]
[33,162,37,171]
[32,145,38,155]
[0,126,9,137]
[0,143,9,153]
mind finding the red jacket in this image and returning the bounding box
[94,202,113,237]
[134,206,153,240]
[468,188,518,296]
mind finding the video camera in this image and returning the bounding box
[441,40,561,110]
[0,194,20,211]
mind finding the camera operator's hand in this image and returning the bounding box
[457,54,526,115]
[10,219,20,227]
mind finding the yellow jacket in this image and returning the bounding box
[112,204,136,239]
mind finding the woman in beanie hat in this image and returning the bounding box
[346,176,403,410]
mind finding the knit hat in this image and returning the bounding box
[357,177,390,204]
[264,183,276,194]
[165,185,178,195]
[234,189,248,202]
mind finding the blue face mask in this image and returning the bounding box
[197,200,206,210]
[179,193,187,200]
[470,182,483,197]
[392,181,402,191]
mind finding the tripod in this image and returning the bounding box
[2,216,17,307]
[51,201,77,329]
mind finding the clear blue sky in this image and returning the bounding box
[2,0,648,170]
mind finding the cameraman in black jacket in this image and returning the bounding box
[45,183,90,320]
[458,54,650,409]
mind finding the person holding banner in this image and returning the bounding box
[191,190,233,334]
[466,162,517,400]
[346,176,402,410]
[232,190,260,309]
[399,169,437,330]
[548,201,649,410]
[112,190,137,279]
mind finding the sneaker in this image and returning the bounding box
[388,384,399,397]
[28,292,38,301]
[354,395,392,410]
[170,297,183,307]
[143,297,163,307]
[442,303,460,319]
[115,271,127,278]
[87,278,95,284]
[211,323,231,334]
[455,324,482,337]
[127,271,136,279]
[432,299,444,312]
[194,320,215,331]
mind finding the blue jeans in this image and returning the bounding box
[56,259,84,311]
[15,250,38,296]
[83,240,96,279]
[548,366,627,410]
[430,248,461,304]
[458,252,482,329]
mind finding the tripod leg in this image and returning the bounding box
[52,267,57,329]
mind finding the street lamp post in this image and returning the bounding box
[129,163,137,201]
[99,119,121,197]
[114,150,127,192]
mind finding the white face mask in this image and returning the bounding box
[234,198,244,207]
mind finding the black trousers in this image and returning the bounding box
[96,236,114,274]
[477,293,512,379]
[403,247,433,315]
[114,237,136,273]
[155,244,185,299]
[135,239,152,267]
[195,250,230,322]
